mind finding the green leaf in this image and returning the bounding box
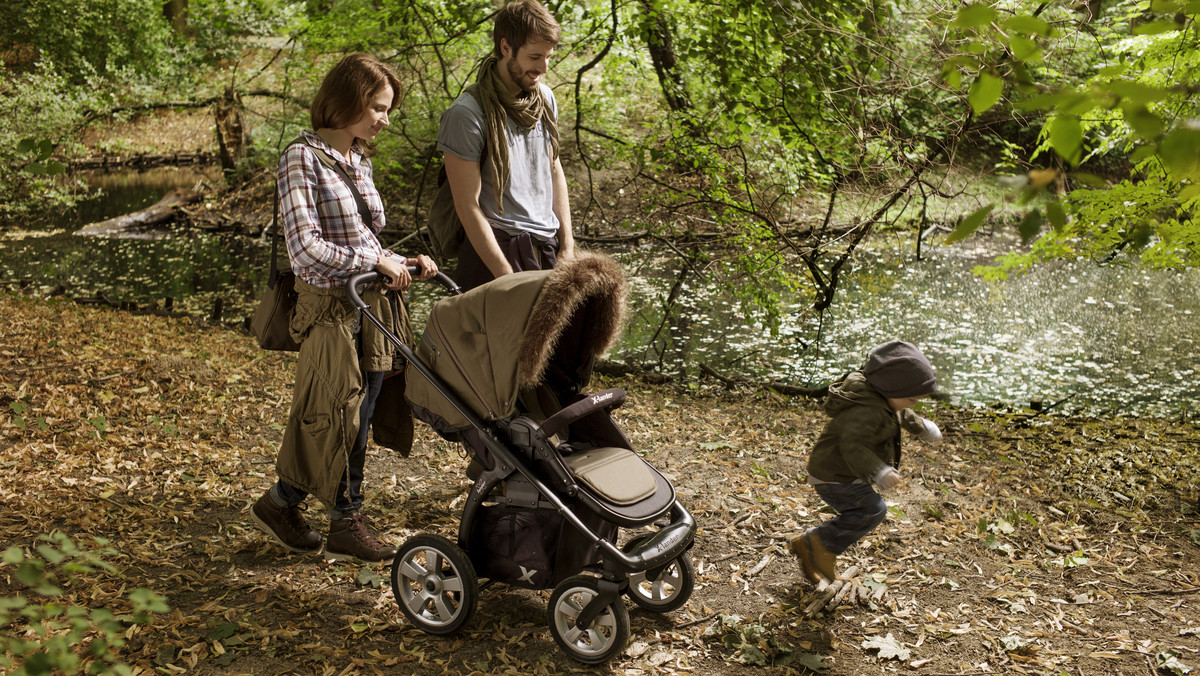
[1098,63,1130,78]
[946,204,994,244]
[1004,14,1051,36]
[1133,19,1181,34]
[1015,91,1084,112]
[1108,80,1169,104]
[1158,125,1200,174]
[955,4,997,27]
[1123,106,1164,139]
[208,622,238,640]
[10,400,27,415]
[797,652,829,671]
[1071,172,1108,188]
[356,567,385,588]
[942,62,963,89]
[1046,201,1068,231]
[36,545,66,565]
[969,73,1004,116]
[1009,36,1042,62]
[1048,116,1083,164]
[1018,209,1044,243]
[17,138,38,154]
[3,547,25,564]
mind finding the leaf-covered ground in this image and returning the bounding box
[2,290,1199,675]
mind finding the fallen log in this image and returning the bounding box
[69,152,214,170]
[76,187,201,237]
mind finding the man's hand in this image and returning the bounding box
[408,254,438,280]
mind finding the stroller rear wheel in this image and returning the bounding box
[622,535,695,613]
[391,534,478,635]
[548,575,630,664]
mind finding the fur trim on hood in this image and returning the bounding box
[516,252,626,388]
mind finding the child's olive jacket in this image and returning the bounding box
[807,371,927,484]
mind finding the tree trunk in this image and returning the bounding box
[636,0,692,114]
[162,0,188,33]
[214,87,248,178]
[76,188,200,237]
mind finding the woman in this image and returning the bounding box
[251,53,437,563]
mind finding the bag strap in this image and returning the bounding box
[266,136,376,287]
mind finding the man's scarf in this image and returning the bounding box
[474,55,560,215]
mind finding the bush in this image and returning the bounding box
[0,532,168,675]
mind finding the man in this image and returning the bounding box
[437,0,574,291]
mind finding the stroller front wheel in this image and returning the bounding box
[391,534,478,635]
[548,575,630,664]
[622,535,695,613]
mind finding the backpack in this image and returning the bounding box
[426,86,483,261]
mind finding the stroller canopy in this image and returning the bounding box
[407,252,627,432]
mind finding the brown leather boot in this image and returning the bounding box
[805,532,837,581]
[250,492,322,554]
[789,534,820,583]
[325,512,398,563]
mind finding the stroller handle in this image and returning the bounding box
[346,268,461,309]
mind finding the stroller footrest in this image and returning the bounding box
[564,447,655,505]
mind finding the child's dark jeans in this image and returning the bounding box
[811,481,889,555]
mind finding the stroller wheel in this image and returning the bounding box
[622,535,695,613]
[391,534,478,635]
[548,575,630,664]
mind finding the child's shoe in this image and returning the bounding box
[789,534,820,583]
[804,532,837,581]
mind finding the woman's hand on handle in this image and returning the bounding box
[376,256,412,291]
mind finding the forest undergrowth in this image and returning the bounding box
[2,290,1199,675]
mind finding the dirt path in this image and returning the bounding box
[2,290,1198,675]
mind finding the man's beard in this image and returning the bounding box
[507,58,535,93]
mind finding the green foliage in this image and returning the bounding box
[0,0,174,84]
[943,0,1200,273]
[0,532,168,675]
[0,61,98,227]
[707,614,796,666]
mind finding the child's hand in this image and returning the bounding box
[916,417,943,444]
[875,467,906,491]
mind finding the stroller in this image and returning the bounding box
[346,253,696,664]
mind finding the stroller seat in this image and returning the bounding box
[563,447,655,505]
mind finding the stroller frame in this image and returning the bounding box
[347,267,695,664]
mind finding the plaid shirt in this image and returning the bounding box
[277,130,401,288]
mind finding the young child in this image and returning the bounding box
[791,340,942,583]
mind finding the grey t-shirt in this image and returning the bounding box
[436,84,560,240]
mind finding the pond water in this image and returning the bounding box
[614,237,1200,419]
[3,171,1197,417]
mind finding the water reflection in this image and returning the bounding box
[66,166,221,228]
[614,236,1200,418]
[0,230,269,319]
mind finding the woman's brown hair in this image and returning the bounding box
[310,53,401,154]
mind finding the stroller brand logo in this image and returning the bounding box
[518,565,538,584]
[591,392,614,406]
